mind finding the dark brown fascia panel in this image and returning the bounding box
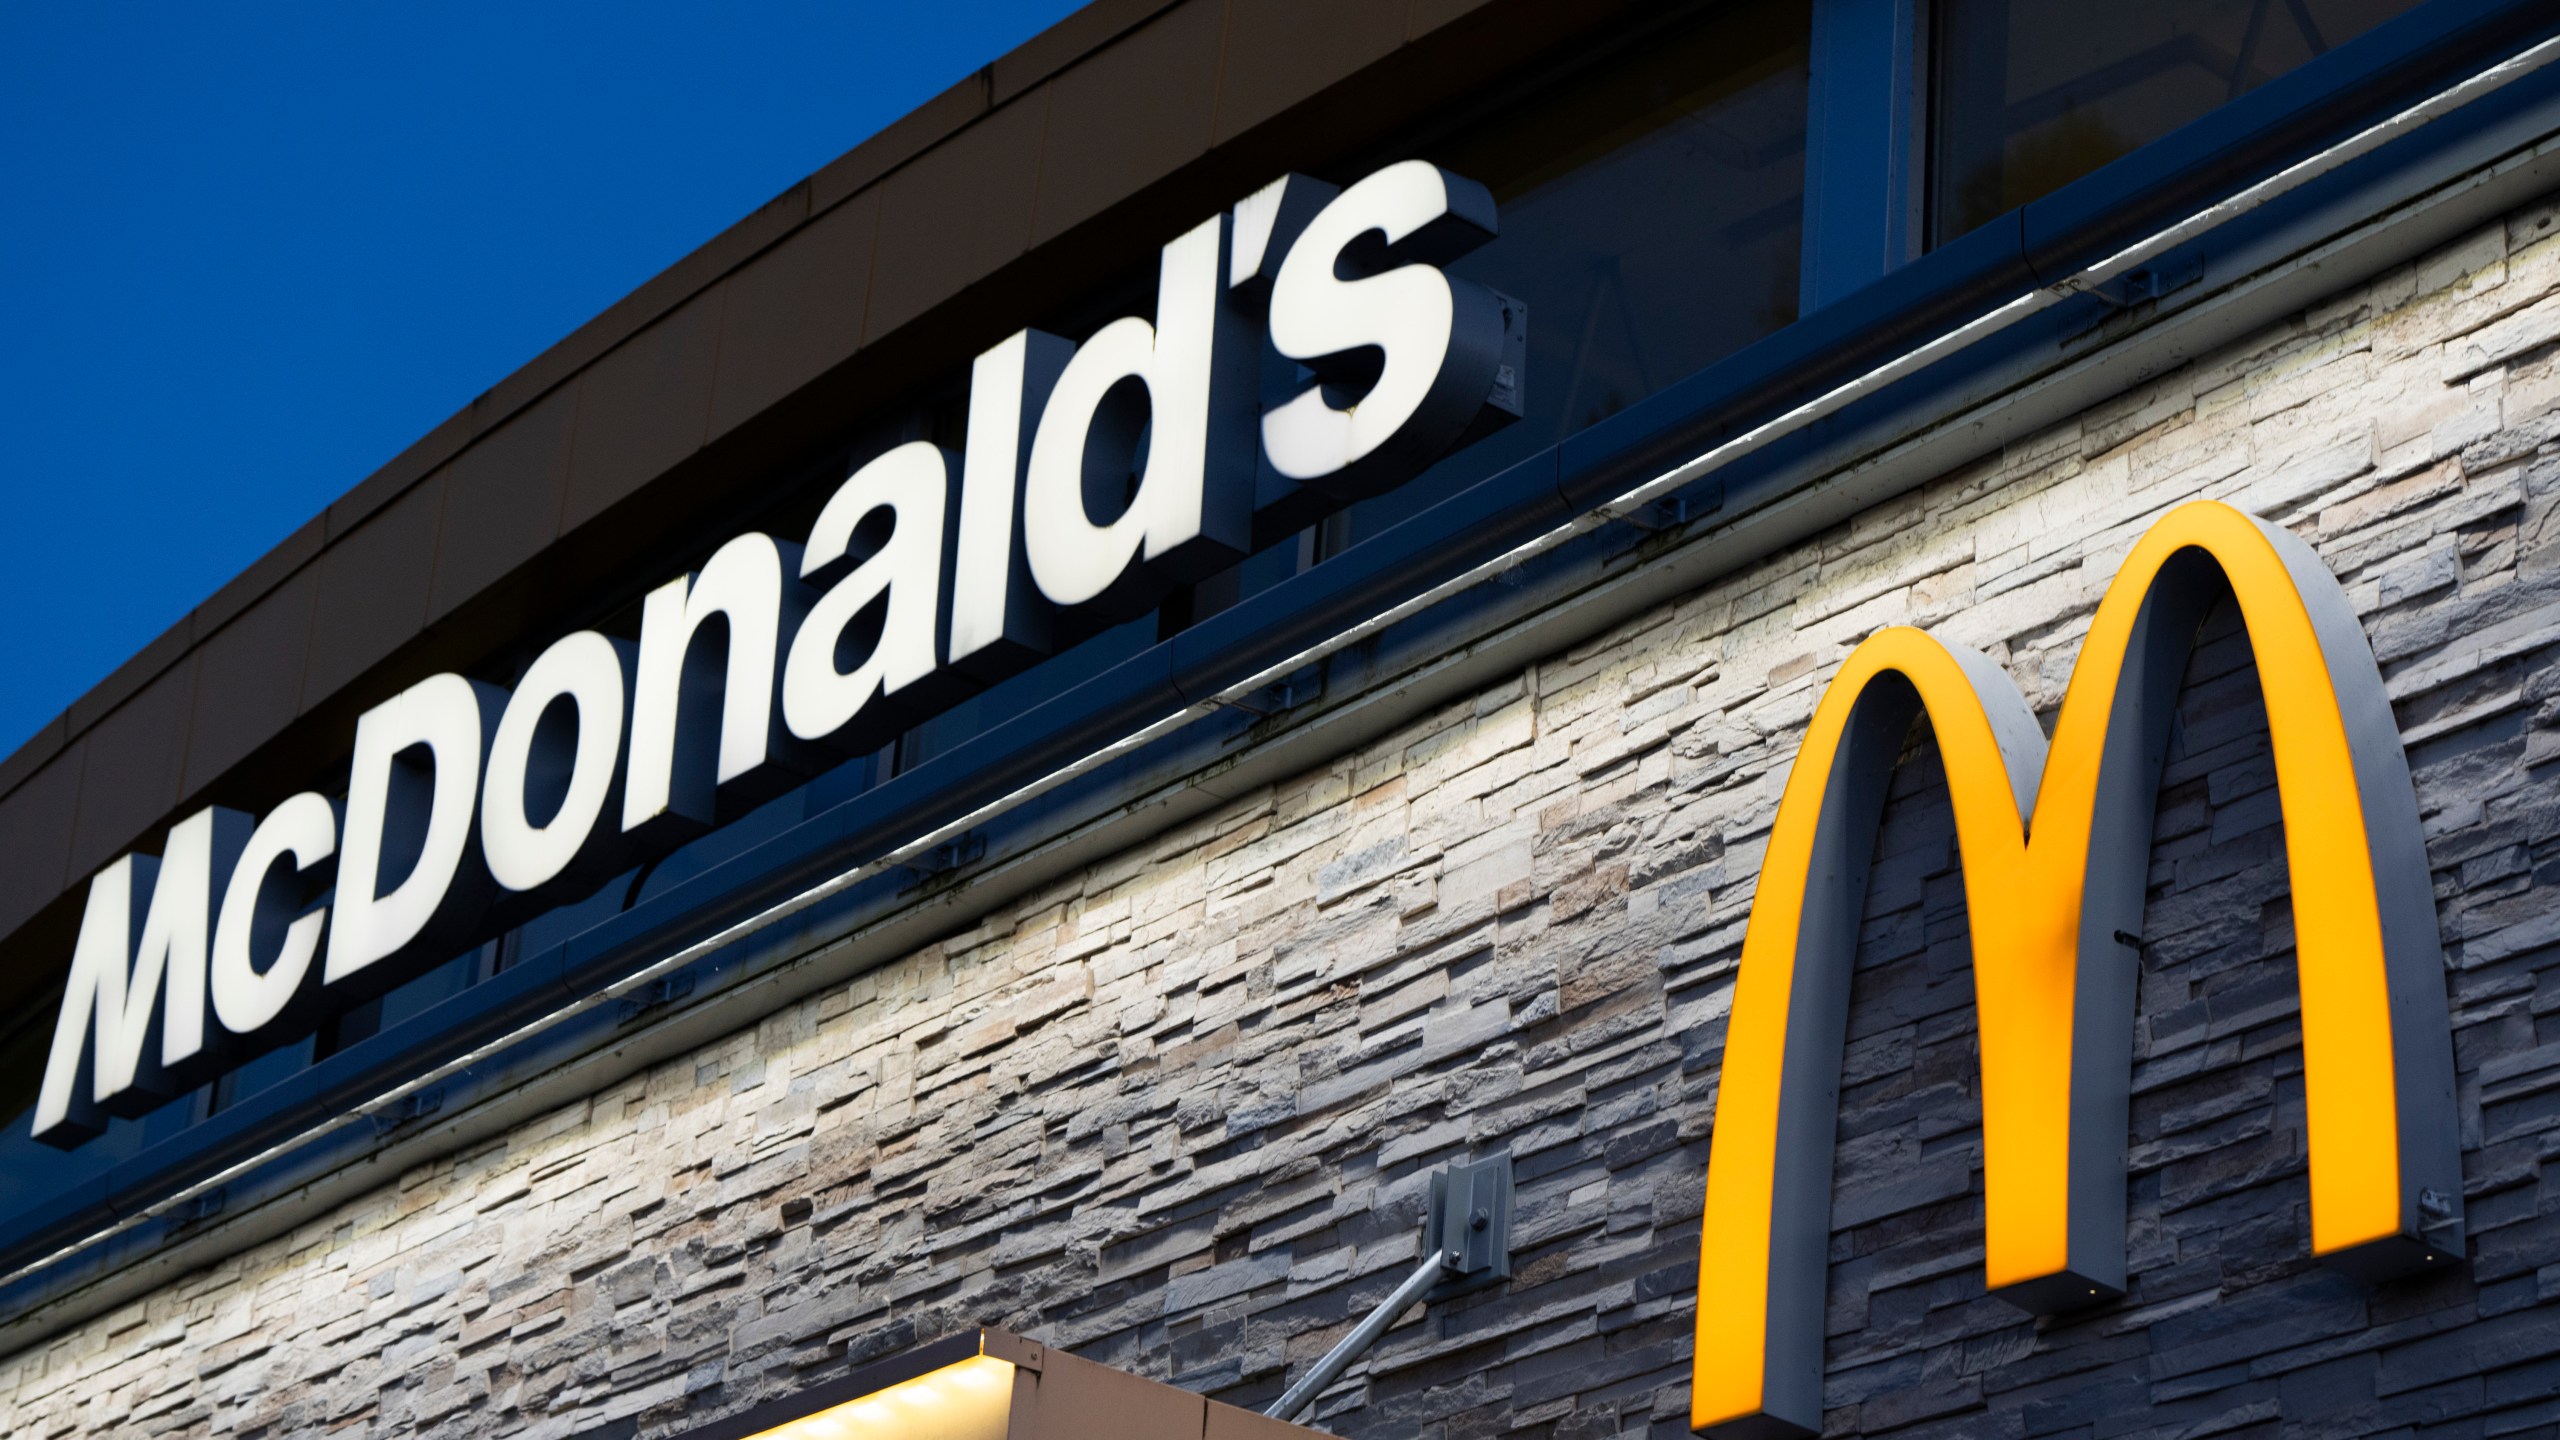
[991,0,1183,105]
[0,0,1628,976]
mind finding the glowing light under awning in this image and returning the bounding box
[745,1354,1016,1440]
[669,1328,1315,1440]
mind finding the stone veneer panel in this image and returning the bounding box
[12,194,2560,1440]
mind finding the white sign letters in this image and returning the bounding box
[34,160,1524,1145]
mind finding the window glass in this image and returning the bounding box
[1332,0,1812,544]
[1931,0,2427,245]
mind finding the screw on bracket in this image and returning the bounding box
[1607,479,1726,537]
[166,1186,227,1227]
[903,831,987,879]
[2420,1188,2461,1233]
[2415,1187,2464,1265]
[368,1087,444,1139]
[616,969,697,1027]
[1219,678,1313,719]
[2088,253,2205,308]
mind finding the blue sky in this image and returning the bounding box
[0,1,1078,757]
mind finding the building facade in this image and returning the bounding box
[7,1,2560,1437]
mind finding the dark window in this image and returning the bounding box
[1332,0,1813,545]
[1930,0,2428,245]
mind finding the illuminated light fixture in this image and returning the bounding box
[673,1329,1317,1440]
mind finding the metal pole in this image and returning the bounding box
[1266,1249,1457,1423]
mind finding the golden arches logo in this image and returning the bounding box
[1691,502,2462,1438]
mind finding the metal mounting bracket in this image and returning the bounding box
[1426,1151,1514,1300]
[2087,252,2204,308]
[1265,1152,1514,1422]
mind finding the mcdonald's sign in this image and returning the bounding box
[1690,501,2464,1438]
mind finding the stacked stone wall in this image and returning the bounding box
[12,194,2560,1440]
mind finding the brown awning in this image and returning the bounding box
[674,1329,1315,1440]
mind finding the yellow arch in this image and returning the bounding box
[1692,501,2457,1436]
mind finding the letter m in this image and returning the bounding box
[1691,502,2461,1437]
[33,808,246,1146]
